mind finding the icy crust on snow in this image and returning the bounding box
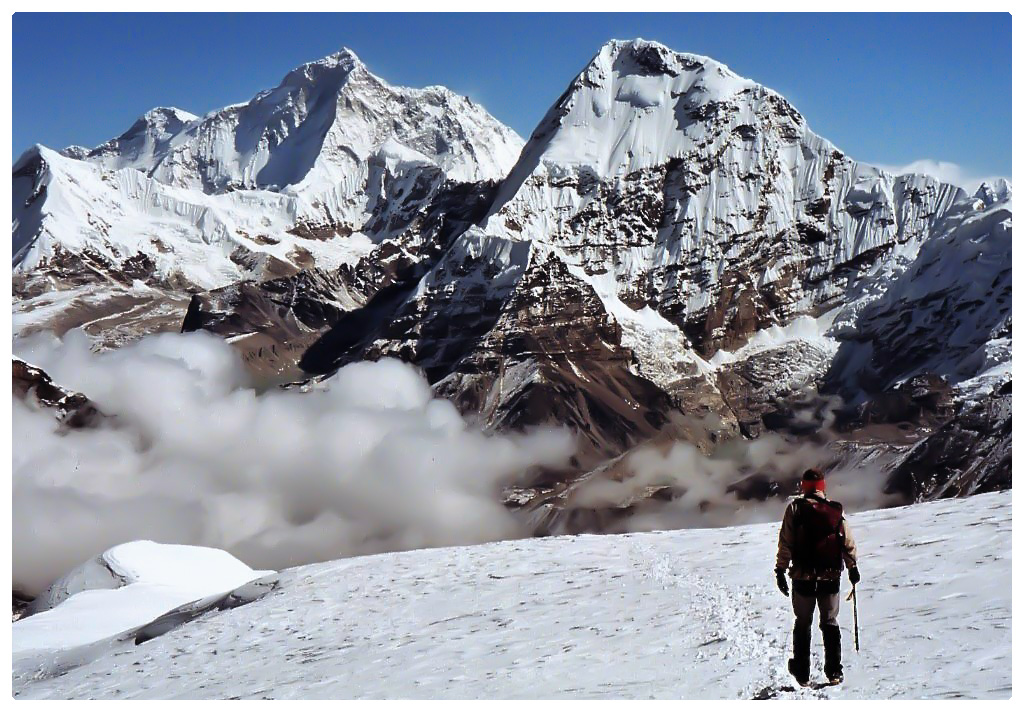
[13,492,1011,699]
[13,541,273,655]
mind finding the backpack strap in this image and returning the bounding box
[791,497,811,565]
[829,499,846,548]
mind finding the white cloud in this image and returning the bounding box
[876,159,1010,194]
[12,330,576,596]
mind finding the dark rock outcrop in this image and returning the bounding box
[885,381,1011,500]
[13,358,103,428]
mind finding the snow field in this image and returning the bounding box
[13,491,1011,699]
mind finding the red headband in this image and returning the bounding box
[801,479,826,494]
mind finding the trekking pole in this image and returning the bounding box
[846,584,860,652]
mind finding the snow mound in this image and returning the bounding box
[13,493,1011,699]
[14,541,274,656]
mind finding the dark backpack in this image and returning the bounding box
[792,496,846,572]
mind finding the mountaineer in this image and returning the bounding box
[775,467,860,687]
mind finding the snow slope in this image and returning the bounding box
[13,492,1010,699]
[828,189,1012,398]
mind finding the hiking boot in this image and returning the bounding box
[790,622,811,685]
[788,659,810,687]
[822,625,843,682]
[826,672,844,686]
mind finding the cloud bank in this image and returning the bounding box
[13,331,575,596]
[563,411,905,534]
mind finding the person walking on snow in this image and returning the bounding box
[775,467,859,687]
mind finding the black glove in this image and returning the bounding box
[848,567,861,585]
[775,568,789,597]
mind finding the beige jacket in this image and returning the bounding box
[776,493,858,580]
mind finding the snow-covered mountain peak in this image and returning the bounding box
[12,46,525,315]
[23,46,521,200]
[133,106,198,138]
[495,38,792,187]
[100,106,199,144]
[142,105,199,124]
[84,106,199,173]
[296,46,363,70]
[973,178,1012,207]
[593,37,742,88]
[466,36,999,408]
[277,46,365,91]
[146,49,519,191]
[58,144,91,160]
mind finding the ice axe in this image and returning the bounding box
[846,584,860,652]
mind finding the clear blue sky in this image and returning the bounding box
[13,13,1011,180]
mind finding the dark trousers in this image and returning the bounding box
[790,579,842,679]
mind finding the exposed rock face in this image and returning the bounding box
[836,374,956,433]
[180,268,358,383]
[12,592,32,622]
[716,340,834,438]
[12,358,102,428]
[195,175,505,380]
[431,253,682,466]
[884,381,1011,500]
